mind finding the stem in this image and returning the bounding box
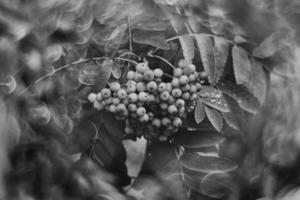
[114,57,138,65]
[174,147,190,198]
[166,33,235,45]
[148,54,176,70]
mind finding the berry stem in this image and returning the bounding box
[114,57,138,65]
[148,54,176,70]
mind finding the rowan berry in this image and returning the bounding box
[136,107,146,116]
[136,82,146,92]
[126,71,135,80]
[117,89,127,99]
[168,95,176,104]
[96,93,103,101]
[160,102,168,110]
[172,88,182,98]
[138,92,149,102]
[136,63,148,73]
[199,71,208,79]
[173,117,182,127]
[160,91,170,101]
[88,93,97,102]
[125,126,134,134]
[110,82,121,91]
[189,73,197,82]
[94,101,104,111]
[152,118,161,128]
[116,104,126,112]
[171,78,180,87]
[158,82,166,92]
[162,117,171,126]
[173,68,183,77]
[195,83,202,90]
[179,75,189,85]
[143,70,154,81]
[168,105,178,114]
[108,104,117,113]
[128,103,137,112]
[146,81,157,92]
[101,88,111,98]
[128,93,138,103]
[175,99,185,107]
[189,85,197,93]
[166,83,172,92]
[127,83,136,93]
[178,59,188,68]
[139,114,149,122]
[104,97,112,104]
[183,64,196,75]
[153,68,163,77]
[182,92,190,100]
[147,94,155,103]
[134,72,143,82]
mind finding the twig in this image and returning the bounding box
[148,54,176,69]
[174,147,190,198]
[114,57,138,65]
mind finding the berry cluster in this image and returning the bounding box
[88,60,203,141]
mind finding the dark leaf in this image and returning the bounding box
[101,111,124,142]
[181,153,237,173]
[220,82,260,113]
[232,45,252,89]
[213,37,229,84]
[197,86,229,112]
[194,99,205,124]
[132,30,169,50]
[174,130,225,148]
[205,106,223,132]
[253,28,291,58]
[251,58,267,104]
[200,172,235,199]
[179,34,194,63]
[195,34,215,83]
[222,94,245,130]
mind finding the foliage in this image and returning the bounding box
[0,0,298,200]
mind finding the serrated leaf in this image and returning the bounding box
[181,153,237,173]
[200,172,234,199]
[195,34,215,83]
[222,94,245,130]
[174,130,225,148]
[205,106,223,132]
[253,28,290,58]
[112,63,122,79]
[197,86,229,112]
[78,73,98,85]
[179,34,194,63]
[220,82,260,113]
[251,58,267,104]
[232,45,252,89]
[213,37,229,84]
[194,99,205,124]
[133,30,169,50]
[96,59,113,90]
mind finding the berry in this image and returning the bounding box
[88,93,97,103]
[160,91,170,101]
[153,68,163,77]
[117,89,127,99]
[152,118,161,128]
[116,104,126,112]
[96,93,103,101]
[172,88,182,98]
[182,92,190,100]
[168,105,178,114]
[128,93,138,102]
[128,103,137,112]
[127,71,135,80]
[136,63,148,73]
[125,126,134,134]
[147,94,155,103]
[162,117,171,126]
[173,68,183,77]
[143,70,154,81]
[139,114,149,123]
[199,71,208,79]
[104,97,112,104]
[179,75,189,85]
[136,82,146,92]
[160,102,168,110]
[168,95,176,104]
[122,98,129,105]
[94,101,104,111]
[146,81,157,92]
[183,64,196,75]
[108,104,117,113]
[196,83,202,90]
[175,99,185,107]
[138,92,149,102]
[166,83,172,92]
[178,59,188,68]
[110,82,121,91]
[136,107,146,116]
[189,74,197,82]
[189,85,197,93]
[173,117,182,127]
[181,84,190,92]
[171,78,180,87]
[134,72,143,82]
[190,93,198,101]
[127,83,136,93]
[178,107,185,116]
[158,83,166,92]
[112,98,120,105]
[101,88,111,98]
